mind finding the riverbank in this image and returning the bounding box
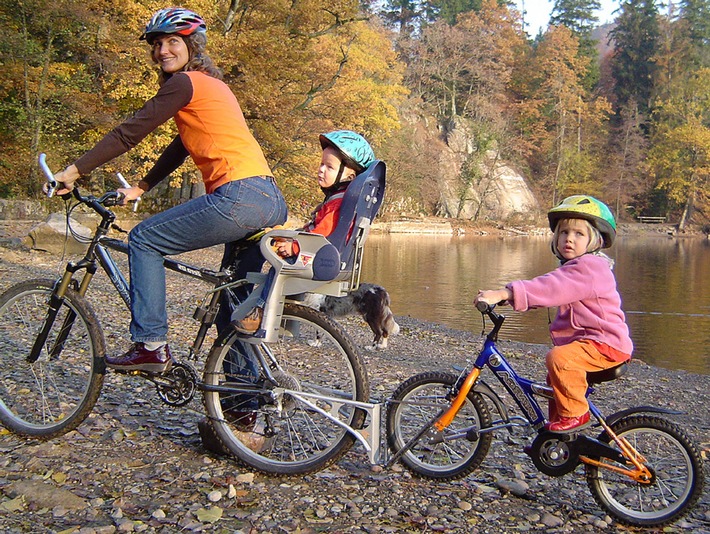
[0,242,708,533]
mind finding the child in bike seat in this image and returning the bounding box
[474,196,633,433]
[231,129,376,334]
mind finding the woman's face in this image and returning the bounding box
[151,34,190,73]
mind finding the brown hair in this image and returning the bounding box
[153,32,223,84]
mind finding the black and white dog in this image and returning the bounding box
[305,283,400,350]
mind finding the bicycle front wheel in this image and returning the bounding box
[386,371,493,480]
[586,415,705,527]
[0,279,105,438]
[203,302,369,475]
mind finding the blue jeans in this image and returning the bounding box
[128,177,287,343]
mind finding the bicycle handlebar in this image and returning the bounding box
[38,153,125,213]
[39,153,58,198]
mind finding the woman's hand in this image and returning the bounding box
[45,164,81,195]
[117,186,145,205]
[474,288,512,307]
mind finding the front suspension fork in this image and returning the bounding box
[27,268,94,363]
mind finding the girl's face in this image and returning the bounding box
[318,147,354,188]
[556,219,591,261]
[151,34,190,73]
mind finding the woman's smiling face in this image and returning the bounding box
[151,34,189,73]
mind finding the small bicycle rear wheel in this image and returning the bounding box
[586,415,704,527]
[0,279,106,438]
[202,302,369,475]
[386,371,492,480]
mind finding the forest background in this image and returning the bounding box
[1,0,708,228]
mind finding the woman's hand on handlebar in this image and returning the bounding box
[44,164,81,196]
[474,288,512,308]
[117,185,145,205]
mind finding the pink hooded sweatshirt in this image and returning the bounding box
[507,253,633,359]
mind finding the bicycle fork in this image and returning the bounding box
[28,267,95,363]
[579,415,654,484]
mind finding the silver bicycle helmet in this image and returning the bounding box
[140,8,207,43]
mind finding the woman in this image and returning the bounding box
[51,7,288,372]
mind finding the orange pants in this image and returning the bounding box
[546,340,622,418]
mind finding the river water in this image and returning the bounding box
[361,233,710,375]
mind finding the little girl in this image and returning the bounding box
[474,195,633,433]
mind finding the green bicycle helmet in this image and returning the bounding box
[548,195,616,248]
[319,130,376,174]
[140,8,207,43]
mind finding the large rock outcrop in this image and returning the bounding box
[400,112,540,223]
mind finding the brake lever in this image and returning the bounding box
[116,172,140,212]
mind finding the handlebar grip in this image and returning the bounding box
[476,301,491,313]
[116,172,140,212]
[39,153,58,198]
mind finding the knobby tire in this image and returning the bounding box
[585,414,704,527]
[0,279,105,438]
[386,371,493,480]
[202,302,368,475]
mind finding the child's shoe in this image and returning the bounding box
[545,412,591,433]
[234,308,263,334]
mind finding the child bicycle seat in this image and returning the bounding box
[587,362,628,384]
[252,160,386,342]
[259,159,386,296]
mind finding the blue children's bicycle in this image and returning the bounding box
[385,302,705,528]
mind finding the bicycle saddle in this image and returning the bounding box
[587,362,628,384]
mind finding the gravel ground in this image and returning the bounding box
[0,222,708,533]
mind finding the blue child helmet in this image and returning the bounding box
[319,130,376,173]
[140,7,207,43]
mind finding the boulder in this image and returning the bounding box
[25,213,92,254]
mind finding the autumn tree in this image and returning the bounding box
[549,0,601,89]
[0,0,407,213]
[515,25,611,204]
[647,68,710,228]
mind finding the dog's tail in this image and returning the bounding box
[384,306,400,337]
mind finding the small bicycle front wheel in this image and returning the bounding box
[586,415,705,527]
[0,279,106,438]
[202,302,369,475]
[386,371,493,480]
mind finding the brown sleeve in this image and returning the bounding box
[74,73,193,175]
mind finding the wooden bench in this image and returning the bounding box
[637,216,666,224]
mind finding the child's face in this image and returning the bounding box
[556,219,591,261]
[318,147,354,188]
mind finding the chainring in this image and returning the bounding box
[156,362,198,406]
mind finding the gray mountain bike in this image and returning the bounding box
[0,154,373,475]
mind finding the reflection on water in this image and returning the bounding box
[362,233,710,375]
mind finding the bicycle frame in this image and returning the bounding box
[432,306,657,483]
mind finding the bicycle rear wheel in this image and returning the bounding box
[202,302,369,475]
[0,279,105,438]
[386,371,493,480]
[586,415,704,527]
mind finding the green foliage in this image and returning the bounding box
[609,0,659,114]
